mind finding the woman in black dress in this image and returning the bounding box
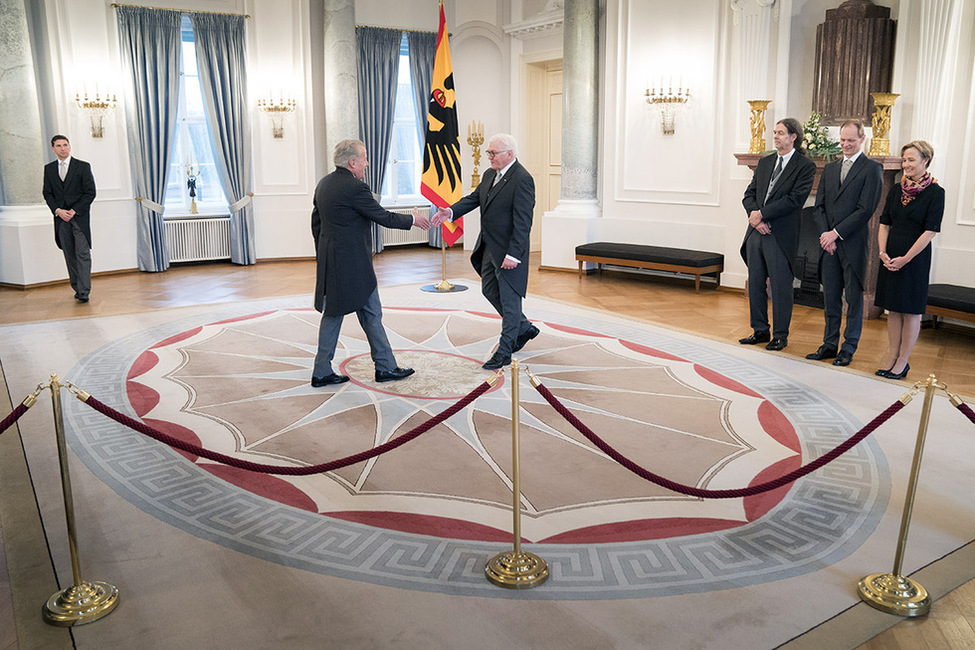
[874,140,944,379]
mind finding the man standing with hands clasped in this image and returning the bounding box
[42,134,97,303]
[739,118,816,351]
[432,133,537,370]
[806,119,883,367]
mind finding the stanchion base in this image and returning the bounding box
[421,281,468,293]
[857,572,930,617]
[485,550,549,589]
[43,580,120,627]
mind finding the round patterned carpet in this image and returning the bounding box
[63,292,888,599]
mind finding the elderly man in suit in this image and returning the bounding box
[433,133,537,370]
[805,120,883,366]
[739,118,817,351]
[42,134,97,303]
[310,139,430,387]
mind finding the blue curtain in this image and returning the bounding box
[190,13,256,265]
[407,31,442,248]
[356,26,401,254]
[115,6,182,272]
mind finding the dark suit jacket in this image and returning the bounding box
[813,154,884,284]
[449,160,535,296]
[42,157,97,249]
[740,151,816,277]
[311,167,412,316]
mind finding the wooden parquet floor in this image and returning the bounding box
[1,245,974,648]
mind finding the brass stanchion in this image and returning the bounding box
[42,374,119,626]
[857,375,936,616]
[485,360,549,588]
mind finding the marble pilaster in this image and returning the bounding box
[322,0,358,170]
[560,0,598,201]
[0,0,45,205]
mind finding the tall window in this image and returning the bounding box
[380,35,424,206]
[163,17,227,215]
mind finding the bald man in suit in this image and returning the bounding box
[42,134,96,302]
[739,118,816,351]
[805,120,883,367]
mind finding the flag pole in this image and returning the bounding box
[434,236,454,291]
[420,0,467,294]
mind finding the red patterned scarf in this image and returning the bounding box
[901,172,935,205]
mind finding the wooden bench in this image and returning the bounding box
[575,242,724,291]
[927,284,975,327]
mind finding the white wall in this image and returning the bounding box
[8,0,973,290]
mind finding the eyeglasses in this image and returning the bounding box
[485,149,510,157]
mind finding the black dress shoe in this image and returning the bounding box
[805,345,837,361]
[512,325,540,353]
[739,331,771,345]
[482,352,511,370]
[375,366,415,382]
[77,296,89,303]
[832,351,853,366]
[311,373,349,387]
[878,364,910,380]
[875,368,893,376]
[765,338,788,351]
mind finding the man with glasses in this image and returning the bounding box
[433,133,537,370]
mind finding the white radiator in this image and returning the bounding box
[382,206,431,246]
[164,216,232,263]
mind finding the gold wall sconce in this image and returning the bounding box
[75,90,117,138]
[257,95,296,138]
[645,80,690,135]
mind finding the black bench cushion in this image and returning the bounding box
[575,242,724,268]
[927,284,975,313]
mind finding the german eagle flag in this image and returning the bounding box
[420,1,463,247]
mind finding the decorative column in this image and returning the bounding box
[322,0,358,170]
[0,0,45,205]
[540,0,601,270]
[560,0,598,202]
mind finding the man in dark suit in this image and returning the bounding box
[310,139,430,387]
[739,118,816,351]
[806,120,883,366]
[433,133,537,370]
[42,134,97,302]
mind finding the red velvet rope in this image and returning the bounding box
[956,401,975,427]
[82,381,493,475]
[0,403,30,436]
[534,382,905,499]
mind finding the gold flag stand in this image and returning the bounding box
[421,231,468,293]
[485,359,549,588]
[857,374,941,617]
[42,375,120,626]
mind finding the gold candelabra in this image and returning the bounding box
[75,90,117,139]
[869,93,900,156]
[257,96,296,138]
[467,120,484,189]
[185,162,199,214]
[747,100,772,154]
[645,81,690,135]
